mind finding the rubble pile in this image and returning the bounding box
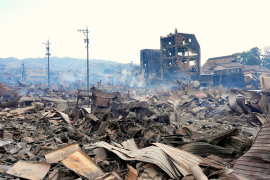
[0,84,268,179]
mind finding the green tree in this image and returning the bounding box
[250,47,261,60]
[233,47,261,65]
[262,46,270,68]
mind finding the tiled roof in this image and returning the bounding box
[243,65,270,72]
[201,55,237,71]
[210,62,243,69]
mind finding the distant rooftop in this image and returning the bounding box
[201,55,237,71]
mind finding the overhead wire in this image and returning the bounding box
[50,48,85,82]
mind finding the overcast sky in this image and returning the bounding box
[1,0,270,66]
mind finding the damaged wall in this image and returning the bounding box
[160,28,201,80]
[140,29,201,82]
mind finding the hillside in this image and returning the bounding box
[0,57,136,75]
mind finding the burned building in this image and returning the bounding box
[160,29,201,80]
[141,29,201,81]
[140,49,161,79]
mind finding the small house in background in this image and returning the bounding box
[25,68,47,84]
[243,65,270,89]
[243,65,270,77]
[210,62,245,87]
[200,55,245,87]
[200,70,214,86]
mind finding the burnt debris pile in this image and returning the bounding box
[0,82,269,179]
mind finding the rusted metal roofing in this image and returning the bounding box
[62,149,104,179]
[7,160,50,180]
[199,155,227,169]
[233,122,270,179]
[121,139,138,151]
[200,127,239,145]
[96,97,109,107]
[89,141,202,179]
[45,142,80,163]
[124,165,138,180]
[181,142,233,157]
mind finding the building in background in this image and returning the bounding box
[25,69,46,84]
[211,62,245,87]
[140,29,201,81]
[140,49,161,79]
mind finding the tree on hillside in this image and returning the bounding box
[234,47,261,65]
[250,47,261,60]
[262,46,270,69]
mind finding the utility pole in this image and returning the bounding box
[78,27,90,107]
[43,39,51,87]
[22,62,25,82]
[130,61,133,75]
[78,27,89,91]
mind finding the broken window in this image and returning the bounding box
[189,61,195,66]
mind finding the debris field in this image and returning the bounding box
[0,81,269,180]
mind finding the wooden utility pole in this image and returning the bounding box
[78,27,90,107]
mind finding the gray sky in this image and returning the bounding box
[1,0,270,65]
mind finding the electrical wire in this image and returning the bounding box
[50,48,85,82]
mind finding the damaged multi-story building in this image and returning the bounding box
[141,29,201,81]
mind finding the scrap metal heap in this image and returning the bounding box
[0,80,269,179]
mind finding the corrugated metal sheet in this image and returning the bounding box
[96,97,109,107]
[7,160,50,180]
[0,164,11,172]
[181,142,233,157]
[89,141,202,179]
[121,139,138,151]
[124,165,138,180]
[199,155,227,169]
[62,149,104,179]
[45,142,80,163]
[233,122,270,179]
[200,128,239,145]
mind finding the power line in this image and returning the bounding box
[50,48,85,82]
